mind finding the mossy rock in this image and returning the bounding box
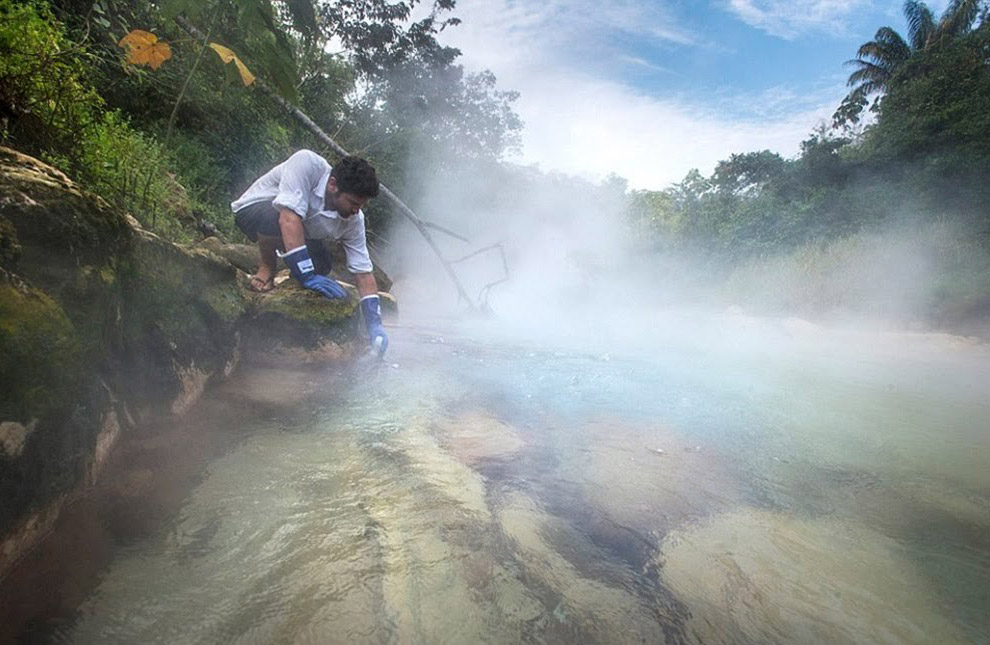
[242,281,361,362]
[0,147,133,369]
[0,147,250,418]
[0,272,104,536]
[115,230,248,414]
[0,274,82,423]
[0,147,132,270]
[379,290,398,321]
[0,217,21,271]
[194,237,258,274]
[256,280,357,325]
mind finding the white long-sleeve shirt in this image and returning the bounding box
[231,150,374,273]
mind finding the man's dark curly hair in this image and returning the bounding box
[331,156,380,198]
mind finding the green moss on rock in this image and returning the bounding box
[0,273,105,538]
[113,231,249,413]
[0,217,20,271]
[241,282,362,360]
[0,148,132,265]
[194,237,258,274]
[257,281,357,325]
[0,276,82,424]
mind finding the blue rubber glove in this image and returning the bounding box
[360,295,389,357]
[280,245,347,299]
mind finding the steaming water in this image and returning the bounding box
[60,314,989,644]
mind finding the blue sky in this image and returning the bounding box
[435,0,949,190]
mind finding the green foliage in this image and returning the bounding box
[721,220,990,323]
[2,0,525,250]
[72,112,191,239]
[160,0,304,99]
[838,0,987,125]
[712,151,787,197]
[627,190,678,245]
[0,1,213,241]
[621,2,990,328]
[867,29,990,165]
[0,0,102,167]
[351,62,521,170]
[317,0,461,79]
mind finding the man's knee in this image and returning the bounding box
[234,202,281,242]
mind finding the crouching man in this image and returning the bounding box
[232,150,388,356]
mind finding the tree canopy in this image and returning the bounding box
[0,0,522,239]
[836,0,987,126]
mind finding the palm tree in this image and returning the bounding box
[836,0,985,124]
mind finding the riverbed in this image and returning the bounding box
[24,312,990,643]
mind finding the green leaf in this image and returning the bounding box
[283,0,318,41]
[160,0,204,22]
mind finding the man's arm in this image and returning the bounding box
[358,272,388,356]
[354,272,378,298]
[277,209,346,299]
[278,208,306,250]
[281,208,376,297]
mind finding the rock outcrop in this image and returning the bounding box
[0,148,382,578]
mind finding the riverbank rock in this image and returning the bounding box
[195,236,258,274]
[240,280,361,365]
[0,147,377,579]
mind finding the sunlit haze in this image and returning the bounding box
[436,0,948,189]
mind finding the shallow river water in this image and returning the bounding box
[50,314,990,643]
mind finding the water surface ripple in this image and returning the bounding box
[61,319,990,644]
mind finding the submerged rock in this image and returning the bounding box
[432,409,526,467]
[659,509,968,644]
[497,491,667,643]
[574,418,741,536]
[217,367,325,407]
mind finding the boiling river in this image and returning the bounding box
[36,312,990,643]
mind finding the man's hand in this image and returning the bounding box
[281,245,347,299]
[360,295,389,357]
[299,273,348,299]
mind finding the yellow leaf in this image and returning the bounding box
[118,29,172,70]
[232,57,256,86]
[208,42,237,64]
[208,43,255,86]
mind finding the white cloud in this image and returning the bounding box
[650,25,700,46]
[435,0,842,190]
[616,55,672,74]
[509,75,837,190]
[725,0,872,39]
[438,0,698,70]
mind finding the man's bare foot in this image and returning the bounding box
[248,265,276,293]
